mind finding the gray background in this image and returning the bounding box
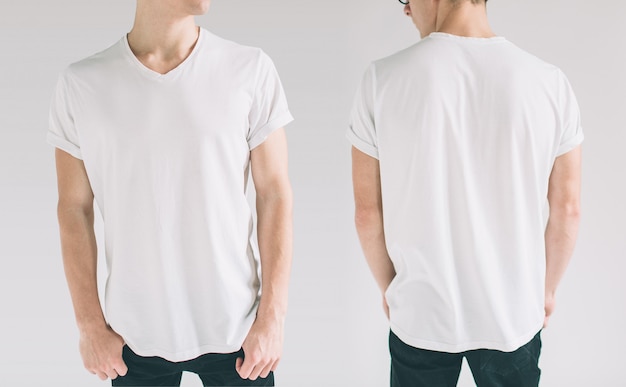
[1,0,625,386]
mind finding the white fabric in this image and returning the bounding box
[348,32,583,353]
[48,28,293,361]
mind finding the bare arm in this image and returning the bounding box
[54,148,127,380]
[236,128,293,380]
[351,146,396,317]
[544,146,582,327]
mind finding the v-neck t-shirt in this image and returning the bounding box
[47,27,293,361]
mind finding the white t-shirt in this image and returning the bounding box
[47,28,293,361]
[348,32,583,353]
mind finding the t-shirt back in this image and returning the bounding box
[348,32,583,352]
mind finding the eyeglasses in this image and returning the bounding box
[398,0,409,4]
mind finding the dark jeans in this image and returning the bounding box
[389,330,542,387]
[112,345,274,387]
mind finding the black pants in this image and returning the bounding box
[112,345,274,387]
[389,330,542,387]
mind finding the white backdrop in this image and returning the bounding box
[0,0,624,386]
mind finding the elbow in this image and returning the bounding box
[354,206,383,232]
[256,184,293,210]
[56,199,94,222]
[549,201,581,221]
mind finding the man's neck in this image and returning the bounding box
[436,2,495,38]
[127,4,199,74]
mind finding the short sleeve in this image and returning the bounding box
[247,51,293,150]
[47,70,82,159]
[555,70,584,157]
[347,64,378,159]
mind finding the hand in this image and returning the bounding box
[543,293,556,328]
[235,316,283,380]
[79,324,128,380]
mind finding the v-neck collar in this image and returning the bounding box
[122,27,204,81]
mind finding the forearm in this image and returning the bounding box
[57,205,106,333]
[255,188,293,322]
[355,209,396,293]
[544,209,580,297]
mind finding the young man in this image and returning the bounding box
[348,0,582,385]
[47,0,293,385]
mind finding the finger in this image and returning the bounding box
[237,357,255,379]
[270,358,281,372]
[248,363,266,381]
[113,358,129,377]
[259,363,273,379]
[105,368,119,380]
[95,371,108,381]
[235,357,243,373]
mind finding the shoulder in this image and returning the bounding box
[368,37,445,83]
[200,28,272,67]
[372,41,424,72]
[493,39,564,80]
[62,37,126,84]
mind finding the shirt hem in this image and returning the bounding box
[122,339,244,362]
[389,321,544,353]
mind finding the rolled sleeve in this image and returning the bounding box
[47,70,82,159]
[247,50,293,150]
[555,70,584,157]
[347,64,379,159]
